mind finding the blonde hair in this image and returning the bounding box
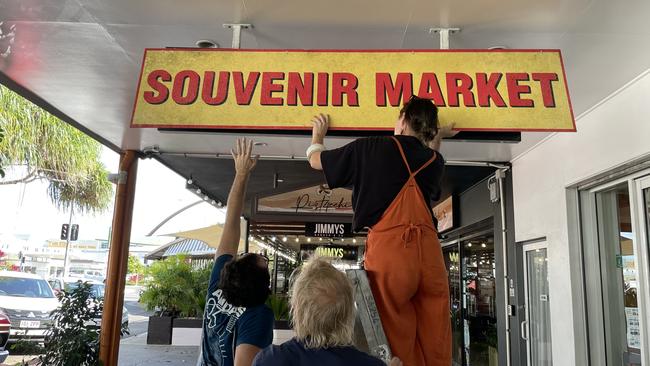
[289,258,355,349]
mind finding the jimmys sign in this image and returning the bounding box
[131,49,575,132]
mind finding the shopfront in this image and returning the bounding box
[513,70,650,366]
[443,224,498,366]
[437,166,521,366]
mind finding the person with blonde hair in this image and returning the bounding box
[253,258,401,366]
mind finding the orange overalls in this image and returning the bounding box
[364,137,452,366]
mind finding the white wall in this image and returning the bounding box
[511,69,650,366]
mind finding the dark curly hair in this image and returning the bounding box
[218,254,270,307]
[400,96,439,145]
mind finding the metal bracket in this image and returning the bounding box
[142,145,160,159]
[429,27,460,50]
[223,23,252,49]
[108,171,128,185]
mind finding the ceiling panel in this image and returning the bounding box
[1,0,649,166]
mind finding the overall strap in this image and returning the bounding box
[390,136,437,177]
[390,136,412,174]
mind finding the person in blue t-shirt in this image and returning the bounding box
[252,258,402,366]
[198,138,275,366]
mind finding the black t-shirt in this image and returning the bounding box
[320,135,445,232]
[253,338,385,366]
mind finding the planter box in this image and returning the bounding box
[172,317,203,346]
[147,316,173,345]
[274,320,291,330]
[273,320,294,345]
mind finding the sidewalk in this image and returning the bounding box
[118,332,199,366]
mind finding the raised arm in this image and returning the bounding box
[217,138,258,258]
[429,122,458,151]
[308,114,330,171]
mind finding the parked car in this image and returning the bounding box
[48,277,129,330]
[0,308,9,363]
[0,271,58,343]
[68,269,105,282]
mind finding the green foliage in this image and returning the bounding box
[9,339,45,355]
[191,264,212,317]
[140,255,211,318]
[0,85,112,214]
[40,282,102,366]
[266,293,290,321]
[127,254,146,275]
[0,124,5,178]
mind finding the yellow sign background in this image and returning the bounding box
[131,49,575,132]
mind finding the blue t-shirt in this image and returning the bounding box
[252,338,385,366]
[199,254,275,366]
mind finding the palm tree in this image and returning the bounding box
[0,85,112,214]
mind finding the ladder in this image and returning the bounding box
[346,269,392,363]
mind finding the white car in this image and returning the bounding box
[0,308,9,363]
[48,277,129,330]
[0,271,59,343]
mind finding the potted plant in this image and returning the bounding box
[266,293,295,345]
[266,294,291,330]
[140,255,199,345]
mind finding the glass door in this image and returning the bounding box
[522,243,553,365]
[444,244,463,366]
[632,176,650,365]
[461,234,498,366]
[595,184,643,365]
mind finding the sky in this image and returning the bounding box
[0,147,225,248]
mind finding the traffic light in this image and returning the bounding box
[60,224,69,240]
[70,224,79,241]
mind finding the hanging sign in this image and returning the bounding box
[305,222,353,238]
[300,244,358,261]
[256,185,353,215]
[433,196,454,232]
[131,48,575,132]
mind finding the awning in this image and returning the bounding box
[162,238,214,257]
[145,237,215,261]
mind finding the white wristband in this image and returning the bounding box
[306,143,326,160]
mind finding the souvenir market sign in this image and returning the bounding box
[131,49,575,132]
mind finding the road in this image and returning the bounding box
[123,285,151,338]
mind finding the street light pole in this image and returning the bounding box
[62,206,73,277]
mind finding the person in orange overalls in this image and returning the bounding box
[307,96,455,366]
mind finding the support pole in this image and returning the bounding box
[244,219,250,254]
[223,24,252,49]
[62,206,73,277]
[496,168,511,366]
[99,151,138,366]
[428,27,460,50]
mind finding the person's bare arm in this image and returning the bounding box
[216,138,257,258]
[234,344,262,366]
[430,122,458,151]
[308,114,329,171]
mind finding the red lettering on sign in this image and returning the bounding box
[532,73,559,107]
[233,72,260,105]
[376,73,413,107]
[476,73,506,107]
[287,72,314,106]
[202,71,229,106]
[172,70,200,105]
[506,73,533,107]
[417,73,446,106]
[332,73,359,107]
[260,72,285,106]
[317,73,329,107]
[143,69,171,105]
[446,73,476,107]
